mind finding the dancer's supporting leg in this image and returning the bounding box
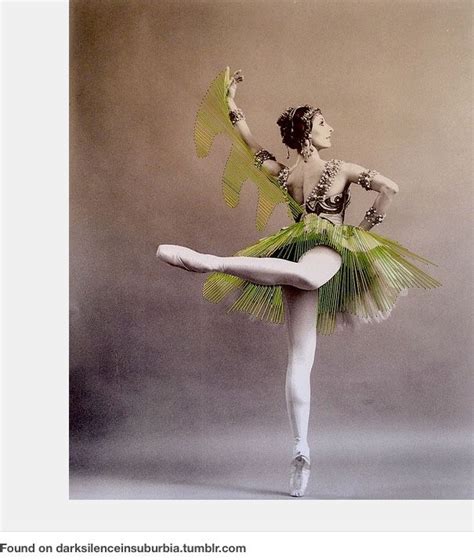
[283,285,318,460]
[282,285,318,497]
[157,244,341,290]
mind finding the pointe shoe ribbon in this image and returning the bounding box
[289,453,311,498]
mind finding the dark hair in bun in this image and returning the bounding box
[277,105,321,154]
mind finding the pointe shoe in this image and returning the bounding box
[289,453,311,497]
[156,244,219,273]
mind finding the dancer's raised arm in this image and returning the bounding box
[227,69,286,178]
[342,162,399,230]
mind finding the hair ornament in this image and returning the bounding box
[278,106,295,127]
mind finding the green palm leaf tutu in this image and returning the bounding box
[194,69,441,335]
[202,214,441,335]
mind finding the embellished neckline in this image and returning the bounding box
[304,159,343,211]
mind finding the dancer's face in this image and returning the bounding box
[311,114,333,150]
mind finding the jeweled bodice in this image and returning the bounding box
[303,159,350,225]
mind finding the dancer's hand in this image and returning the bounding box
[227,68,244,100]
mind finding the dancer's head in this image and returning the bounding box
[277,105,333,160]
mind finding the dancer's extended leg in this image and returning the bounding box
[157,244,341,290]
[282,285,318,497]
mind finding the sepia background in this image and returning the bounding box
[70,0,472,499]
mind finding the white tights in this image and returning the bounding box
[282,286,318,459]
[157,243,342,460]
[218,245,341,291]
[215,247,342,460]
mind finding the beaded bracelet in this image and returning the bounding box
[229,108,245,126]
[254,148,277,169]
[364,206,385,226]
[358,169,378,191]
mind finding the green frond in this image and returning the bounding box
[194,68,303,231]
[202,218,441,335]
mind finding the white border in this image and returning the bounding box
[1,0,472,532]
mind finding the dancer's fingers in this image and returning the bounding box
[232,69,244,82]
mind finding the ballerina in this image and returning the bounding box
[157,68,440,497]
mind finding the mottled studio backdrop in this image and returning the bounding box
[70,0,472,499]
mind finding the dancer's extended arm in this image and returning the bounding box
[227,69,290,178]
[342,162,399,230]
